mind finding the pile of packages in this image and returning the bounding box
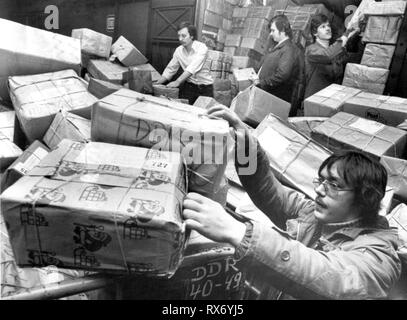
[343,1,407,94]
[0,18,234,298]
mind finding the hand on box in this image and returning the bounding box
[155,76,167,85]
[206,105,246,132]
[167,80,181,88]
[183,193,246,247]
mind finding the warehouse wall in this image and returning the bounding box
[7,0,149,56]
[0,0,16,19]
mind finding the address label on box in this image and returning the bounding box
[349,118,386,136]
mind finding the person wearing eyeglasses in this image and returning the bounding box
[182,106,401,300]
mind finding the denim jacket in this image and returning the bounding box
[234,137,402,300]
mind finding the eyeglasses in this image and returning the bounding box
[312,178,353,197]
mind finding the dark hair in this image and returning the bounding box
[269,14,293,39]
[177,21,197,41]
[310,14,330,42]
[318,150,387,225]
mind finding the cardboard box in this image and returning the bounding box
[88,59,127,84]
[0,133,23,172]
[342,63,389,95]
[288,116,329,138]
[254,114,332,200]
[123,69,153,94]
[0,111,15,141]
[8,70,97,143]
[342,92,407,126]
[91,89,230,200]
[0,139,188,276]
[43,111,91,150]
[304,84,362,117]
[214,90,233,107]
[232,68,258,92]
[1,140,49,192]
[111,36,148,67]
[71,28,112,59]
[380,156,407,202]
[361,44,396,69]
[364,1,406,15]
[311,112,407,159]
[230,86,291,126]
[153,84,179,99]
[240,37,266,55]
[129,64,161,83]
[88,77,124,99]
[231,56,259,70]
[0,18,81,101]
[363,16,403,44]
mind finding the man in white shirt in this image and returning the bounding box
[156,22,214,104]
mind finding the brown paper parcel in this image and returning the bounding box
[362,16,402,45]
[254,114,333,200]
[91,89,230,200]
[0,139,188,276]
[111,36,148,67]
[342,64,389,95]
[1,140,49,192]
[0,18,81,101]
[88,59,128,84]
[88,77,124,99]
[71,28,112,59]
[380,156,407,202]
[304,84,361,117]
[43,110,91,150]
[8,69,97,143]
[342,91,407,127]
[311,112,407,159]
[361,44,396,69]
[288,116,329,138]
[230,85,291,126]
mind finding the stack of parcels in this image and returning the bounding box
[362,1,406,45]
[43,110,91,150]
[230,85,291,127]
[342,63,390,95]
[275,4,335,48]
[71,28,112,68]
[8,69,97,143]
[232,68,258,92]
[386,204,407,266]
[227,6,274,69]
[110,36,148,67]
[0,139,188,276]
[344,1,406,94]
[311,112,407,159]
[0,18,81,101]
[88,59,128,85]
[1,213,87,299]
[380,156,407,202]
[1,141,49,192]
[91,89,230,202]
[204,50,233,80]
[201,0,235,52]
[254,114,333,200]
[88,78,125,99]
[342,91,407,126]
[304,84,362,117]
[0,132,22,172]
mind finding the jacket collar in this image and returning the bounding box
[270,38,290,52]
